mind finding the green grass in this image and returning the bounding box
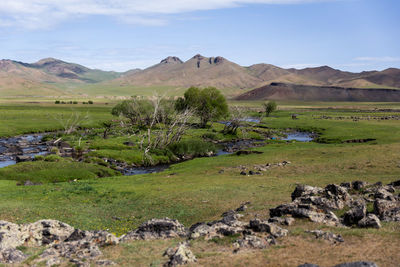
[0,158,120,184]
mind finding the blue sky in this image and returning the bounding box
[0,0,399,72]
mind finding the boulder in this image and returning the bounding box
[352,181,368,191]
[0,248,28,264]
[333,262,378,267]
[163,242,197,267]
[374,188,396,201]
[233,235,271,250]
[21,219,75,246]
[306,230,344,243]
[249,219,288,238]
[268,217,295,226]
[0,221,24,249]
[120,218,187,241]
[65,229,119,246]
[373,199,400,221]
[343,199,367,225]
[298,264,320,267]
[358,214,381,229]
[16,155,33,163]
[291,185,324,201]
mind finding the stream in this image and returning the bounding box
[0,131,314,175]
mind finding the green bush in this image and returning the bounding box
[168,140,216,157]
[44,155,64,162]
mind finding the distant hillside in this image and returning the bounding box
[1,55,399,97]
[236,82,400,102]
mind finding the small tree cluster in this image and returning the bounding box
[175,87,228,127]
[263,101,277,117]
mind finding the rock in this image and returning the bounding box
[291,185,324,201]
[298,264,320,267]
[373,199,400,221]
[235,202,250,212]
[343,199,367,225]
[325,184,350,201]
[24,180,42,186]
[163,242,196,267]
[65,229,119,246]
[268,217,295,226]
[306,230,344,243]
[0,248,28,264]
[374,188,396,201]
[0,221,24,249]
[40,240,102,262]
[21,219,75,246]
[389,180,400,187]
[240,171,247,176]
[120,218,187,241]
[16,155,33,163]
[249,219,288,238]
[333,262,378,267]
[358,214,381,229]
[340,182,351,189]
[352,181,368,191]
[96,259,117,266]
[233,234,271,250]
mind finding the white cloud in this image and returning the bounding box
[355,56,400,63]
[0,0,335,29]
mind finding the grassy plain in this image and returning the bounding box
[0,100,399,266]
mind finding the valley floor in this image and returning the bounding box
[0,100,399,266]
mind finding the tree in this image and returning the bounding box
[111,99,154,127]
[176,87,228,127]
[263,101,277,117]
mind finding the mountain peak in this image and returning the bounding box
[160,56,183,65]
[192,54,205,60]
[35,57,63,66]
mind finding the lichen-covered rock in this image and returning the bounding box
[233,234,272,250]
[373,199,400,221]
[0,248,28,264]
[120,218,187,241]
[358,214,381,229]
[351,181,369,191]
[343,199,367,225]
[291,185,324,201]
[0,221,24,249]
[249,219,288,238]
[163,242,196,266]
[21,219,75,246]
[65,229,119,246]
[306,230,344,243]
[268,216,295,226]
[374,188,396,201]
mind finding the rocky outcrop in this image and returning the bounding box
[163,242,196,267]
[249,219,288,238]
[298,262,378,267]
[233,234,275,250]
[0,219,118,265]
[271,180,399,228]
[120,218,187,241]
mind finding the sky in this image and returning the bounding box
[0,0,399,72]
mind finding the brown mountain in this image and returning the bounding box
[114,55,400,91]
[236,82,400,102]
[114,54,262,89]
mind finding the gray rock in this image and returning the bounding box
[249,219,288,238]
[343,199,367,225]
[268,216,295,226]
[233,235,271,250]
[374,188,395,201]
[306,230,344,243]
[163,242,196,266]
[0,248,28,264]
[120,218,187,241]
[358,214,381,229]
[96,259,117,266]
[298,264,320,267]
[21,219,75,246]
[333,261,378,267]
[65,229,118,246]
[291,184,324,201]
[0,221,24,249]
[352,181,368,191]
[373,199,400,221]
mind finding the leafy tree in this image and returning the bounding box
[263,101,277,117]
[111,99,154,127]
[176,87,228,127]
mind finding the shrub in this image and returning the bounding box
[168,140,216,157]
[88,100,94,104]
[55,100,60,104]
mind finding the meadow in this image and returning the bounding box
[0,100,399,266]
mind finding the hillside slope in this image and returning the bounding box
[236,82,400,102]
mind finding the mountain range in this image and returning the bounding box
[1,55,399,97]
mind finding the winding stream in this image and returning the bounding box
[0,131,314,175]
